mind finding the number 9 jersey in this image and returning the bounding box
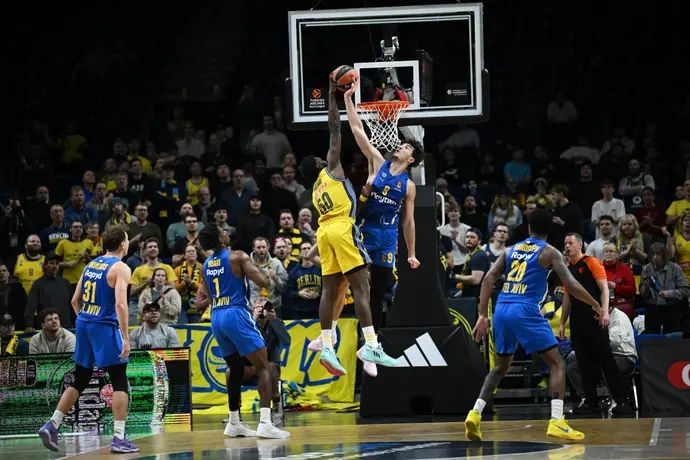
[499,238,549,307]
[312,168,371,275]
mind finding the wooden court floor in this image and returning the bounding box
[4,412,689,460]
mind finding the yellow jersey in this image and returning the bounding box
[312,168,357,225]
[55,238,95,284]
[13,253,45,294]
[131,262,178,287]
[675,234,690,281]
[185,177,209,206]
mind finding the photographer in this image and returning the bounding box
[224,298,291,426]
[130,302,180,349]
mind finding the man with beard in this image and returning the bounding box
[13,234,45,297]
[248,237,288,316]
[455,228,490,300]
[64,186,98,226]
[29,308,76,354]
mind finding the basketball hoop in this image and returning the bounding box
[356,100,409,152]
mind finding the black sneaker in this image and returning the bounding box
[611,399,635,415]
[571,398,601,414]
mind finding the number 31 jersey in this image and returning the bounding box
[312,168,357,225]
[499,238,549,307]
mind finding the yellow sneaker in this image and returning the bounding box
[464,409,482,441]
[547,417,585,441]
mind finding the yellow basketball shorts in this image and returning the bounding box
[316,218,371,276]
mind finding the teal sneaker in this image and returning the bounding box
[319,347,347,376]
[358,344,399,367]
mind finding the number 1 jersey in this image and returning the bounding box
[202,248,248,310]
[499,238,549,307]
[312,168,357,225]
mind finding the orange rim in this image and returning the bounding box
[356,101,409,121]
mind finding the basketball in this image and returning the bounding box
[331,64,358,91]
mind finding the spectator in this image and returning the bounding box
[0,313,28,355]
[591,179,626,237]
[249,115,292,169]
[128,158,154,205]
[185,160,210,206]
[176,121,205,159]
[531,177,555,211]
[601,126,636,156]
[85,182,109,222]
[264,173,299,225]
[508,199,537,245]
[210,163,234,198]
[12,234,45,295]
[503,149,532,191]
[172,215,205,266]
[282,165,306,201]
[633,187,667,241]
[126,239,146,271]
[103,197,132,230]
[438,202,471,269]
[530,144,556,182]
[24,185,51,234]
[454,228,489,299]
[297,208,316,240]
[285,241,322,319]
[194,187,214,225]
[57,121,87,167]
[546,91,578,126]
[248,237,288,315]
[277,210,308,260]
[461,195,488,237]
[26,252,73,329]
[482,224,509,301]
[210,203,235,239]
[616,214,648,270]
[29,308,76,354]
[138,268,182,325]
[618,158,655,210]
[127,138,153,174]
[639,243,690,334]
[585,215,616,260]
[273,237,297,272]
[488,194,522,232]
[668,212,690,283]
[560,136,600,165]
[175,245,203,323]
[63,186,98,226]
[109,172,136,211]
[129,302,181,349]
[666,179,690,229]
[154,164,187,229]
[0,262,27,331]
[602,243,637,319]
[55,221,94,290]
[128,203,164,252]
[166,203,202,251]
[220,169,252,227]
[39,205,70,252]
[568,162,601,220]
[130,238,178,298]
[234,194,276,254]
[549,184,584,250]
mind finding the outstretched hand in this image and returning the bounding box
[343,78,359,98]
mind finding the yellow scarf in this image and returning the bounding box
[3,335,18,355]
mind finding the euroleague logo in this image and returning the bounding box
[667,361,690,389]
[312,88,322,99]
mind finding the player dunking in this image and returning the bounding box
[465,209,603,441]
[198,224,290,439]
[38,225,139,453]
[300,75,399,376]
[307,77,424,377]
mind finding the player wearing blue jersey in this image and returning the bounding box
[465,209,603,442]
[198,224,290,439]
[39,225,139,453]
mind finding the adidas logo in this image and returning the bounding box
[394,333,448,367]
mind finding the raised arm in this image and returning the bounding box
[343,80,385,172]
[402,181,420,268]
[472,251,506,342]
[326,79,345,179]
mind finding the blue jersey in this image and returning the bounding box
[360,161,409,229]
[78,256,120,324]
[202,248,248,310]
[498,238,549,307]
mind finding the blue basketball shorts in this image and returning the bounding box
[74,319,127,369]
[361,225,397,268]
[493,301,557,355]
[210,306,266,358]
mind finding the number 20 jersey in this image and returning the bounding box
[312,168,357,225]
[499,238,549,307]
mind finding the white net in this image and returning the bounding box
[356,101,409,152]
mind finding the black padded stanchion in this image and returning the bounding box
[360,185,486,416]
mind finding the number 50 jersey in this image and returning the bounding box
[312,168,357,225]
[499,238,549,307]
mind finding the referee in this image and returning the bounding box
[560,233,633,414]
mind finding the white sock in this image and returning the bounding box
[114,420,126,439]
[321,329,333,349]
[260,407,271,424]
[362,326,377,347]
[229,410,240,424]
[551,399,564,420]
[50,410,65,429]
[473,399,486,415]
[332,320,338,342]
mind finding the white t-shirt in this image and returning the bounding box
[438,222,471,266]
[584,238,612,260]
[591,198,626,238]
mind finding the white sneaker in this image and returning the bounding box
[257,422,291,439]
[224,421,257,437]
[307,333,338,352]
[356,347,378,377]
